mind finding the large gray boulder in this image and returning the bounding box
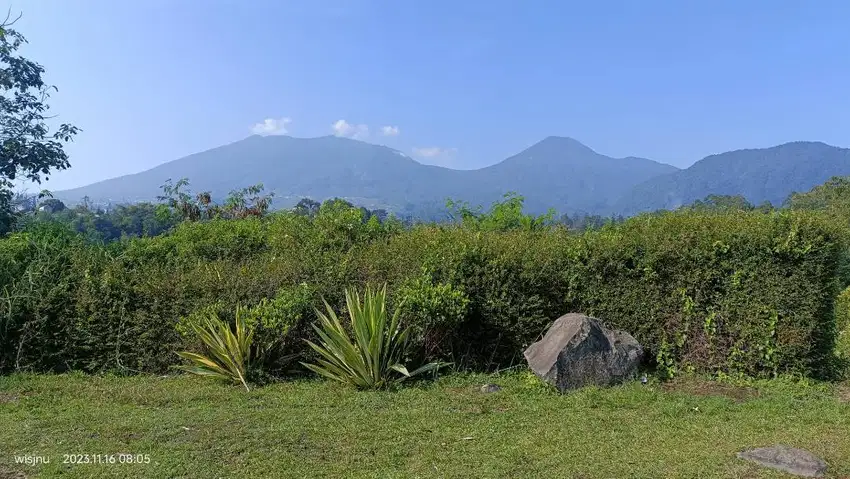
[523,313,643,392]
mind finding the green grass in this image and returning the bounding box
[1,372,849,478]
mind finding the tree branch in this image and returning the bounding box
[0,8,22,29]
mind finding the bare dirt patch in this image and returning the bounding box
[662,378,760,403]
[837,383,850,403]
[0,465,27,479]
[0,392,19,404]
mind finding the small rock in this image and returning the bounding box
[480,384,502,393]
[737,445,827,477]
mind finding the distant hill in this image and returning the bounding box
[55,135,679,217]
[613,142,850,215]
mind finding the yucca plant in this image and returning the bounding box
[302,284,448,389]
[176,307,255,391]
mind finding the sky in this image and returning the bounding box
[5,0,850,190]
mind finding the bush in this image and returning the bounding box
[835,286,850,362]
[0,223,89,372]
[302,284,447,389]
[176,284,313,375]
[0,206,843,379]
[366,211,842,376]
[396,271,469,361]
[176,306,257,391]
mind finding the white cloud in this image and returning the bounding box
[251,117,292,136]
[332,119,369,139]
[411,146,459,166]
[412,146,457,158]
[381,125,400,137]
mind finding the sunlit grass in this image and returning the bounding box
[0,372,848,478]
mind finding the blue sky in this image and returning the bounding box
[7,0,850,190]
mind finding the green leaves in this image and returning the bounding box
[1,13,79,235]
[176,307,255,391]
[445,192,553,232]
[302,284,448,389]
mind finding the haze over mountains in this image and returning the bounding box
[55,136,850,218]
[615,141,850,214]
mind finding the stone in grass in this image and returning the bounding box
[523,313,643,393]
[479,384,502,393]
[737,445,827,477]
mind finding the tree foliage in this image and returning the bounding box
[157,178,274,221]
[294,198,321,218]
[37,197,65,212]
[446,192,555,231]
[559,212,624,231]
[685,194,755,212]
[17,200,179,242]
[786,176,850,214]
[0,13,79,234]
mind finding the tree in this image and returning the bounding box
[446,192,554,231]
[158,177,274,222]
[785,176,850,213]
[37,197,65,212]
[685,194,754,212]
[222,183,274,219]
[0,12,80,234]
[370,208,389,223]
[157,178,201,221]
[559,212,618,231]
[294,198,321,218]
[10,189,36,212]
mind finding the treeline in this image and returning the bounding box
[14,177,835,243]
[10,180,630,241]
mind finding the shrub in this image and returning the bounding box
[569,212,841,378]
[240,284,313,341]
[0,223,87,372]
[396,271,469,361]
[176,284,313,375]
[835,286,850,362]
[0,206,843,379]
[302,285,448,389]
[176,307,256,391]
[446,192,555,232]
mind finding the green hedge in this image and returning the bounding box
[835,286,850,364]
[0,210,843,378]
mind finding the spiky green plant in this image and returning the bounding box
[176,307,255,391]
[302,284,447,389]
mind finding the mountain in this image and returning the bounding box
[614,141,850,215]
[470,136,678,214]
[56,135,455,211]
[55,135,679,217]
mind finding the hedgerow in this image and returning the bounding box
[0,206,843,379]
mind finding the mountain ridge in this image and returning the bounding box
[613,140,850,214]
[54,135,679,216]
[55,136,850,218]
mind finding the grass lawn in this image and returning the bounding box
[0,372,849,478]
